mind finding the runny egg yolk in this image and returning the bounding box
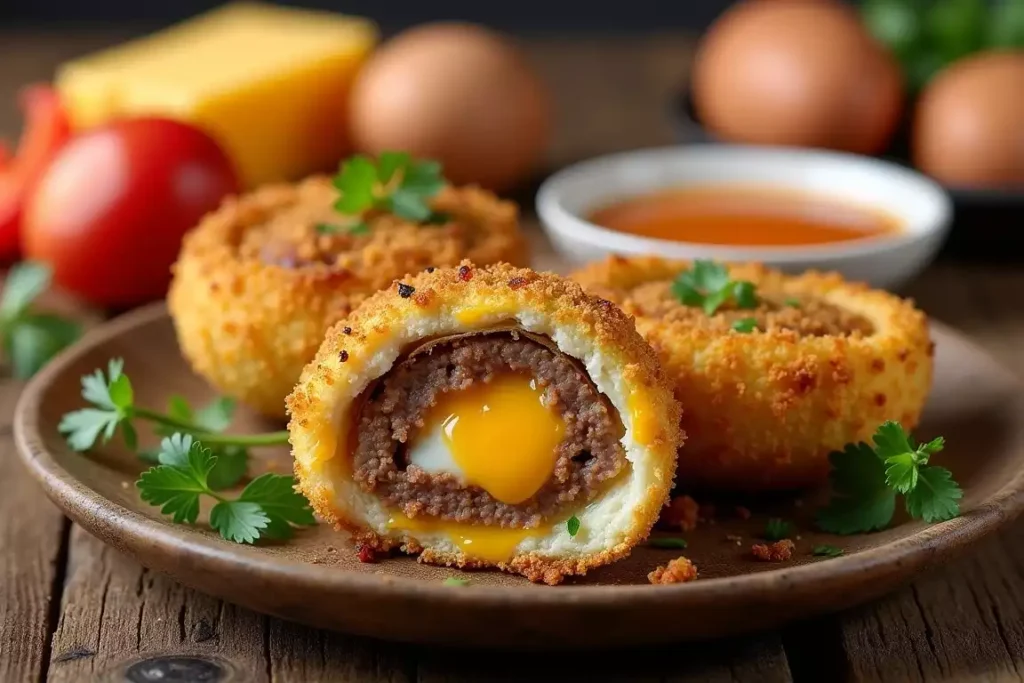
[425,373,566,505]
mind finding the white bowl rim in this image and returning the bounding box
[535,144,954,265]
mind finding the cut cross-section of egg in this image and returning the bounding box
[408,374,565,505]
[287,262,682,585]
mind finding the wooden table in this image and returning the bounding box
[3,29,1024,683]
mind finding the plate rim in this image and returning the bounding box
[14,302,1024,612]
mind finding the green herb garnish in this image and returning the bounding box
[731,317,758,333]
[817,421,962,534]
[59,359,289,453]
[442,577,471,587]
[860,0,1020,92]
[812,544,844,558]
[137,434,315,543]
[332,151,446,229]
[0,262,81,379]
[567,515,581,537]
[784,297,801,308]
[671,260,758,315]
[648,537,688,549]
[141,395,248,490]
[58,360,300,541]
[763,518,792,541]
[316,221,370,236]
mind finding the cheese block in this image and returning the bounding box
[55,2,378,188]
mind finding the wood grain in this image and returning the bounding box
[0,381,68,683]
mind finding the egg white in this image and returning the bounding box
[406,425,464,479]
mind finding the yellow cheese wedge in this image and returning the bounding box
[55,2,378,188]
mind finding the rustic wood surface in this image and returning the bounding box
[1,28,1023,682]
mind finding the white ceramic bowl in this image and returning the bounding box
[536,145,953,290]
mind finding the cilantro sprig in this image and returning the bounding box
[0,262,81,379]
[817,422,962,534]
[322,152,446,234]
[59,361,309,544]
[59,359,290,455]
[671,260,758,315]
[138,434,315,543]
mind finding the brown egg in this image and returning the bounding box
[349,23,551,192]
[913,52,1024,188]
[692,0,903,155]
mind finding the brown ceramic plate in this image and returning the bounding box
[14,303,1024,649]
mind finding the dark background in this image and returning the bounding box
[3,0,739,31]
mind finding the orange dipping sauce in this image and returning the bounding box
[588,186,902,246]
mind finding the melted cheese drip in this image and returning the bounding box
[426,373,566,505]
[628,390,658,445]
[387,512,545,563]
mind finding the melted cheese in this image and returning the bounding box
[387,512,544,563]
[417,374,565,504]
[454,304,519,327]
[628,389,658,446]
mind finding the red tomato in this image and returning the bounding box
[0,85,72,261]
[24,118,239,306]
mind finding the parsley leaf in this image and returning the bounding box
[332,155,378,214]
[764,518,792,541]
[812,544,844,557]
[817,442,897,534]
[157,396,247,489]
[136,434,316,544]
[818,422,962,534]
[0,261,52,319]
[567,515,581,537]
[905,466,963,522]
[5,314,81,379]
[784,297,801,308]
[648,537,688,549]
[443,577,471,587]
[0,262,81,379]
[237,473,317,539]
[331,152,446,229]
[210,501,269,544]
[671,260,759,315]
[137,437,215,525]
[732,317,758,333]
[59,358,135,451]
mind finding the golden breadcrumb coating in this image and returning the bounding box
[168,176,527,419]
[647,556,699,584]
[572,256,933,491]
[287,262,682,584]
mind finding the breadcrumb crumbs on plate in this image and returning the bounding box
[660,495,699,531]
[356,544,378,563]
[726,534,744,545]
[648,556,699,584]
[752,539,796,562]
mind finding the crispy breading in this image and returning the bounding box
[168,176,527,418]
[572,256,933,490]
[752,539,796,562]
[648,556,699,584]
[287,262,683,584]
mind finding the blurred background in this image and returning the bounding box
[0,0,1022,326]
[6,0,738,30]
